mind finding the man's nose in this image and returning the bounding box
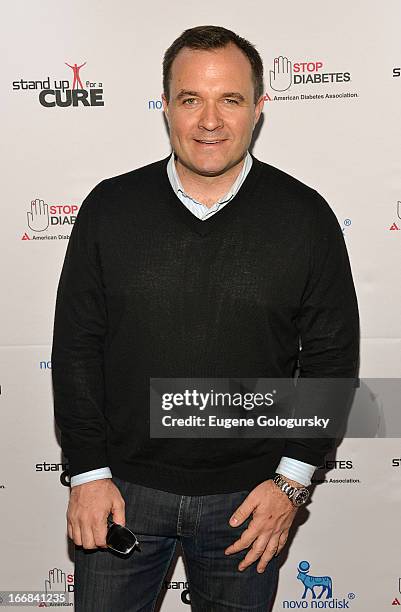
[198,101,224,131]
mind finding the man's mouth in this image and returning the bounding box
[194,139,226,145]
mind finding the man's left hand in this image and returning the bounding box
[224,478,300,573]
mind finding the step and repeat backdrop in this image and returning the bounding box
[1,1,401,610]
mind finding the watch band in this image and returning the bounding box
[272,473,310,507]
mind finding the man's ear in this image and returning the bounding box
[161,93,169,121]
[254,94,265,126]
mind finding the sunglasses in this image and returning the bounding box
[106,515,141,555]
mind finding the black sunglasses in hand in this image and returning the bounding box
[106,514,141,555]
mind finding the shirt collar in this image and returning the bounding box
[166,150,253,207]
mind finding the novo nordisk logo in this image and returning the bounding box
[282,560,356,609]
[297,560,333,599]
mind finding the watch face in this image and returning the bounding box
[292,488,309,506]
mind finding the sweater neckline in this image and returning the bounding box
[159,153,264,237]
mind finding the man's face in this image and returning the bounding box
[162,43,264,177]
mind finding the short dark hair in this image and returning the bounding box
[163,25,264,105]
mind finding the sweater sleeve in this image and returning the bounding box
[283,190,360,466]
[51,182,109,478]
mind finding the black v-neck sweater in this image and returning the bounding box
[51,154,360,495]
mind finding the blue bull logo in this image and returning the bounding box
[297,560,333,599]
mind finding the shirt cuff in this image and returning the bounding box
[275,457,317,487]
[70,467,112,487]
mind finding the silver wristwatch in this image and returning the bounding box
[272,473,310,507]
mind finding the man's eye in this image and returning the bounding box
[183,98,197,105]
[224,98,239,104]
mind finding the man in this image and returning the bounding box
[51,25,359,611]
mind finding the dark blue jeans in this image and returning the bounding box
[74,475,279,611]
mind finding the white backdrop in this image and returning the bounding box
[1,1,401,610]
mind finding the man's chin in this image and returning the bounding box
[181,158,237,178]
[194,166,227,177]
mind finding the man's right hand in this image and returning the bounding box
[67,479,125,549]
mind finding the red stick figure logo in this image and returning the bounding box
[65,61,87,89]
